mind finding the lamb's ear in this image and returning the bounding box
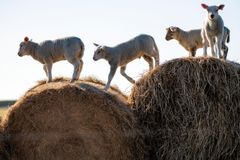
[93,43,99,47]
[24,36,29,42]
[175,27,180,32]
[218,4,224,10]
[169,27,174,32]
[201,3,208,9]
[170,27,178,32]
[100,46,106,51]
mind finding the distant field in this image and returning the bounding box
[0,100,15,107]
[0,107,8,118]
[0,100,15,118]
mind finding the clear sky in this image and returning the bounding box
[0,0,239,100]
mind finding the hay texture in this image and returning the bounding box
[2,77,143,160]
[0,120,9,160]
[129,57,240,160]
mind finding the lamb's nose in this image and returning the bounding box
[210,14,214,19]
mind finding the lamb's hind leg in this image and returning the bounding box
[120,66,135,84]
[70,59,81,83]
[76,59,83,79]
[154,53,160,67]
[222,45,228,60]
[143,55,153,71]
[46,63,52,82]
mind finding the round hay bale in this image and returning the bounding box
[2,77,143,160]
[0,119,9,159]
[129,57,240,160]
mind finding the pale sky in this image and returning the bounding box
[0,0,239,100]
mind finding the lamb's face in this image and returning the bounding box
[165,27,179,40]
[18,41,29,57]
[207,6,220,20]
[201,4,224,21]
[93,46,106,61]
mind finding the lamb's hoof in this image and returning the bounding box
[46,80,52,83]
[219,55,226,60]
[70,79,76,83]
[103,87,109,91]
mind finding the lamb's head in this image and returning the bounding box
[201,3,224,21]
[18,37,33,57]
[165,27,180,40]
[93,43,106,61]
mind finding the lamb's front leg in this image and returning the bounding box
[120,66,135,84]
[216,35,223,59]
[201,30,208,57]
[202,44,208,57]
[208,38,216,57]
[104,65,117,91]
[189,50,196,57]
[45,63,53,82]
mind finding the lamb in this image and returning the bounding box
[18,36,84,82]
[201,3,225,59]
[165,26,230,59]
[93,34,159,91]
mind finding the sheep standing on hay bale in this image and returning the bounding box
[1,77,144,160]
[17,36,85,82]
[93,34,160,91]
[129,57,240,160]
[165,26,230,58]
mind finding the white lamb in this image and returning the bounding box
[93,34,159,91]
[18,36,84,82]
[165,26,230,59]
[201,3,225,59]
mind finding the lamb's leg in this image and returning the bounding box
[46,63,52,82]
[143,55,153,71]
[76,59,83,80]
[190,48,196,57]
[192,51,196,57]
[208,38,216,57]
[43,65,48,77]
[203,44,208,57]
[120,66,135,84]
[201,30,208,57]
[222,45,228,60]
[153,52,160,67]
[71,60,81,83]
[104,65,117,91]
[216,35,223,59]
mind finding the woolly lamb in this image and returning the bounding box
[165,26,230,59]
[201,3,225,59]
[18,36,84,82]
[93,34,159,91]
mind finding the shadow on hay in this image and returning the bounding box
[129,57,240,160]
[1,77,144,160]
